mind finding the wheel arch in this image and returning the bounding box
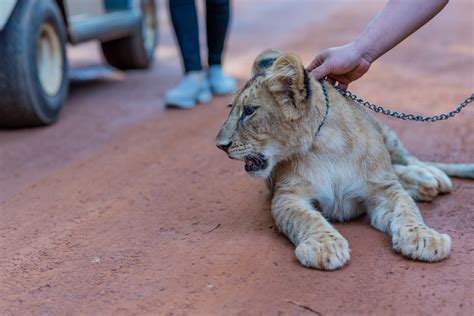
[1,0,68,32]
[53,0,71,39]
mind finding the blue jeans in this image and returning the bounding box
[169,0,230,73]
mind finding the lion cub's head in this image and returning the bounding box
[216,49,319,178]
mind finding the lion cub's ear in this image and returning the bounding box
[266,53,312,120]
[251,49,284,76]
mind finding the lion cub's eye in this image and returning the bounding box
[243,105,258,116]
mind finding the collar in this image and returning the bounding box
[315,80,330,136]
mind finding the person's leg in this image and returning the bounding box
[205,0,236,95]
[166,0,212,109]
[169,0,202,73]
[206,0,230,67]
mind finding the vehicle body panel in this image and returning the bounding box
[64,0,105,23]
[0,0,17,30]
[0,0,141,33]
[66,0,142,44]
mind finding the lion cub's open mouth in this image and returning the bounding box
[244,154,268,172]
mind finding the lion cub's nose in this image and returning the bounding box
[217,141,232,152]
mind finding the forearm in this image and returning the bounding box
[272,193,332,245]
[353,0,448,62]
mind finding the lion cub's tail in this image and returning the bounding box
[427,162,474,179]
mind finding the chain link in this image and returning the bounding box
[335,87,473,122]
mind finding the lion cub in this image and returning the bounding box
[216,49,473,270]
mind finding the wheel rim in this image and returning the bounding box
[142,0,156,57]
[36,23,63,98]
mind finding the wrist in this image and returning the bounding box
[351,39,376,64]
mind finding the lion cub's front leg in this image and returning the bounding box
[369,181,451,262]
[272,190,350,270]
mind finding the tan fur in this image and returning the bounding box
[216,49,473,270]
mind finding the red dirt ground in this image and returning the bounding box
[1,0,473,315]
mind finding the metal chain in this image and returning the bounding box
[315,80,330,136]
[335,87,473,122]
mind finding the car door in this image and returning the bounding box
[64,0,105,23]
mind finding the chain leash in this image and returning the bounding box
[315,80,330,136]
[334,86,473,122]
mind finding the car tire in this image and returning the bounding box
[0,0,69,128]
[101,0,157,70]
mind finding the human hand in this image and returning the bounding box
[306,43,372,90]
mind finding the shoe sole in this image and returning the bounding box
[197,89,212,103]
[210,84,237,96]
[166,89,212,109]
[166,99,196,109]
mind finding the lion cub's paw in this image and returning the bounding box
[394,163,452,202]
[422,164,452,193]
[295,234,350,270]
[392,225,451,262]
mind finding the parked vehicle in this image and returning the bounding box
[0,0,157,127]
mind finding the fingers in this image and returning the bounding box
[306,51,327,72]
[326,77,348,90]
[308,68,351,90]
[336,82,348,90]
[328,74,350,90]
[313,74,349,90]
[308,62,331,80]
[325,77,336,86]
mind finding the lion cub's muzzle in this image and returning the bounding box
[216,141,268,173]
[216,141,232,152]
[244,153,268,172]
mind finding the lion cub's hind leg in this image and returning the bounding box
[367,181,451,262]
[379,122,452,202]
[393,164,452,202]
[272,188,350,270]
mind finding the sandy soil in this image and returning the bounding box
[0,0,473,315]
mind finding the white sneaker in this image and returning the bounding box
[208,65,237,95]
[165,72,213,109]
